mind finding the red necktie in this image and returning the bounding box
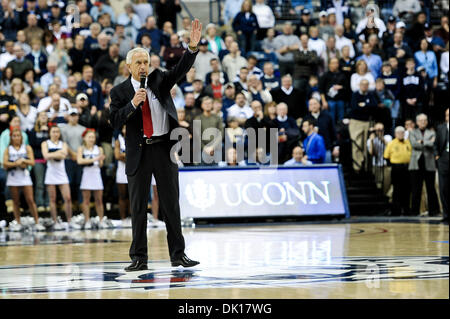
[141,93,153,138]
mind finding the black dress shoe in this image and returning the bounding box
[124,260,148,272]
[171,254,199,267]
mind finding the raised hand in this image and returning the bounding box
[189,18,203,47]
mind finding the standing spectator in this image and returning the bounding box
[204,71,223,99]
[303,97,338,163]
[61,76,80,107]
[387,31,412,70]
[232,0,259,56]
[0,40,15,72]
[0,0,17,41]
[335,25,355,58]
[75,93,97,129]
[136,16,163,54]
[40,60,68,93]
[222,83,236,118]
[284,146,312,166]
[205,58,229,86]
[132,0,153,25]
[261,61,280,91]
[301,118,327,164]
[184,92,202,127]
[393,0,421,24]
[434,16,449,45]
[350,60,376,92]
[111,24,136,60]
[94,43,122,82]
[274,102,300,163]
[90,1,116,24]
[23,13,44,45]
[374,78,395,133]
[294,9,316,37]
[399,58,424,123]
[408,113,440,216]
[244,99,277,153]
[247,75,272,105]
[356,43,382,79]
[77,128,108,229]
[292,34,321,93]
[224,0,244,25]
[42,124,76,230]
[349,79,379,172]
[205,23,226,56]
[163,34,186,70]
[271,74,305,122]
[434,108,449,223]
[308,26,327,62]
[227,92,254,126]
[253,0,275,40]
[117,3,142,33]
[319,57,347,123]
[273,22,300,76]
[139,34,160,56]
[318,11,334,41]
[384,126,412,215]
[16,30,31,56]
[69,34,91,74]
[6,45,33,79]
[406,11,427,49]
[193,39,218,82]
[414,38,438,90]
[77,65,104,111]
[59,109,86,211]
[25,39,47,79]
[339,45,355,93]
[222,41,248,82]
[155,0,181,30]
[49,39,72,76]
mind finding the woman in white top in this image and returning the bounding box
[114,125,130,224]
[42,124,77,230]
[77,129,107,229]
[16,93,38,132]
[3,126,44,232]
[350,60,376,92]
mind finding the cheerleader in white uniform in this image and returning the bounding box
[42,124,78,230]
[114,125,131,225]
[77,128,107,229]
[3,126,45,232]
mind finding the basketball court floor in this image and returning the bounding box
[0,219,448,299]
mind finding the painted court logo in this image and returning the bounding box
[0,256,447,295]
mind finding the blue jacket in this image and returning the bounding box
[303,132,326,164]
[414,50,438,79]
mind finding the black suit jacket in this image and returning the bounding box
[434,123,449,157]
[109,50,198,176]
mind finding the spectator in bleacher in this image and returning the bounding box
[292,34,320,93]
[271,74,305,122]
[232,0,259,56]
[387,31,413,69]
[414,37,438,90]
[61,76,79,107]
[219,146,245,167]
[244,99,276,149]
[406,11,427,49]
[75,93,97,129]
[205,58,229,86]
[0,1,17,41]
[77,65,104,111]
[6,45,33,80]
[335,24,355,58]
[274,102,300,163]
[384,126,412,215]
[308,26,326,63]
[204,71,223,99]
[90,0,116,24]
[339,45,356,91]
[393,0,421,25]
[284,145,312,166]
[222,41,248,82]
[40,60,67,93]
[192,38,218,82]
[246,55,264,79]
[424,22,446,54]
[323,36,341,69]
[343,16,357,45]
[132,0,154,25]
[367,33,385,60]
[327,0,350,26]
[139,34,160,56]
[408,113,440,216]
[233,66,249,94]
[261,27,278,59]
[224,0,244,24]
[349,79,379,172]
[13,0,28,31]
[227,92,254,126]
[303,97,338,163]
[117,3,141,32]
[434,16,449,45]
[10,78,28,105]
[253,0,275,41]
[356,42,382,80]
[16,93,37,133]
[177,16,192,39]
[25,39,47,79]
[112,60,129,87]
[150,53,166,72]
[23,13,44,45]
[184,92,202,126]
[355,5,386,40]
[350,59,375,92]
[136,16,163,54]
[219,34,235,61]
[0,40,15,71]
[294,9,316,37]
[319,57,347,123]
[194,96,224,165]
[247,74,272,105]
[28,111,49,212]
[163,34,186,70]
[49,38,72,76]
[179,67,196,94]
[383,15,398,51]
[16,30,31,55]
[434,108,449,223]
[222,83,236,115]
[273,22,299,76]
[301,117,327,164]
[400,58,424,123]
[155,0,181,30]
[225,116,244,147]
[305,74,320,101]
[263,101,277,121]
[161,20,174,49]
[111,24,136,60]
[90,32,110,66]
[374,78,394,133]
[68,34,91,74]
[261,61,280,91]
[318,10,334,41]
[367,122,393,193]
[192,79,207,108]
[205,23,225,56]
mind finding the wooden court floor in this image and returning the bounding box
[0,221,448,299]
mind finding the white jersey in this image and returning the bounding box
[44,139,69,185]
[116,134,128,184]
[80,145,104,190]
[6,144,33,187]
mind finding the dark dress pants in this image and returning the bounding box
[410,156,440,215]
[127,140,185,263]
[437,151,448,219]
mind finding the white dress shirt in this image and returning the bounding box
[131,76,169,137]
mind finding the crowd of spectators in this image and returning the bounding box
[0,0,448,229]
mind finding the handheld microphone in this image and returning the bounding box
[139,74,146,107]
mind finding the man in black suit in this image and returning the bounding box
[109,19,203,271]
[435,108,449,223]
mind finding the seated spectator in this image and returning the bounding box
[40,60,68,93]
[90,0,116,23]
[111,24,136,60]
[301,118,327,164]
[204,71,224,99]
[113,61,130,87]
[0,41,15,72]
[349,79,379,172]
[400,58,424,123]
[219,34,235,61]
[139,34,159,56]
[261,28,278,60]
[291,34,320,92]
[222,41,248,83]
[225,117,245,148]
[356,43,382,79]
[23,13,44,46]
[232,0,259,55]
[42,93,71,124]
[193,39,219,82]
[163,34,185,70]
[261,61,280,91]
[192,79,207,108]
[227,92,254,126]
[6,45,33,80]
[233,67,249,94]
[89,32,110,66]
[305,75,321,101]
[246,55,264,79]
[222,83,237,118]
[247,75,272,105]
[351,60,376,92]
[69,34,92,75]
[244,100,277,152]
[318,10,334,41]
[303,97,338,164]
[205,23,226,56]
[367,34,385,61]
[205,58,229,86]
[264,101,277,121]
[136,16,163,54]
[183,93,202,127]
[74,93,97,129]
[433,16,449,45]
[77,65,104,111]
[284,146,313,166]
[406,11,427,49]
[319,57,347,123]
[355,5,386,40]
[335,25,355,58]
[218,147,246,167]
[273,102,300,163]
[117,3,142,32]
[25,39,47,79]
[271,74,306,122]
[149,54,166,73]
[308,26,327,61]
[383,126,412,215]
[273,22,299,76]
[179,68,196,94]
[94,43,122,83]
[212,99,225,122]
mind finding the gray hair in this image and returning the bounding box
[395,126,405,133]
[126,47,150,65]
[416,113,428,121]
